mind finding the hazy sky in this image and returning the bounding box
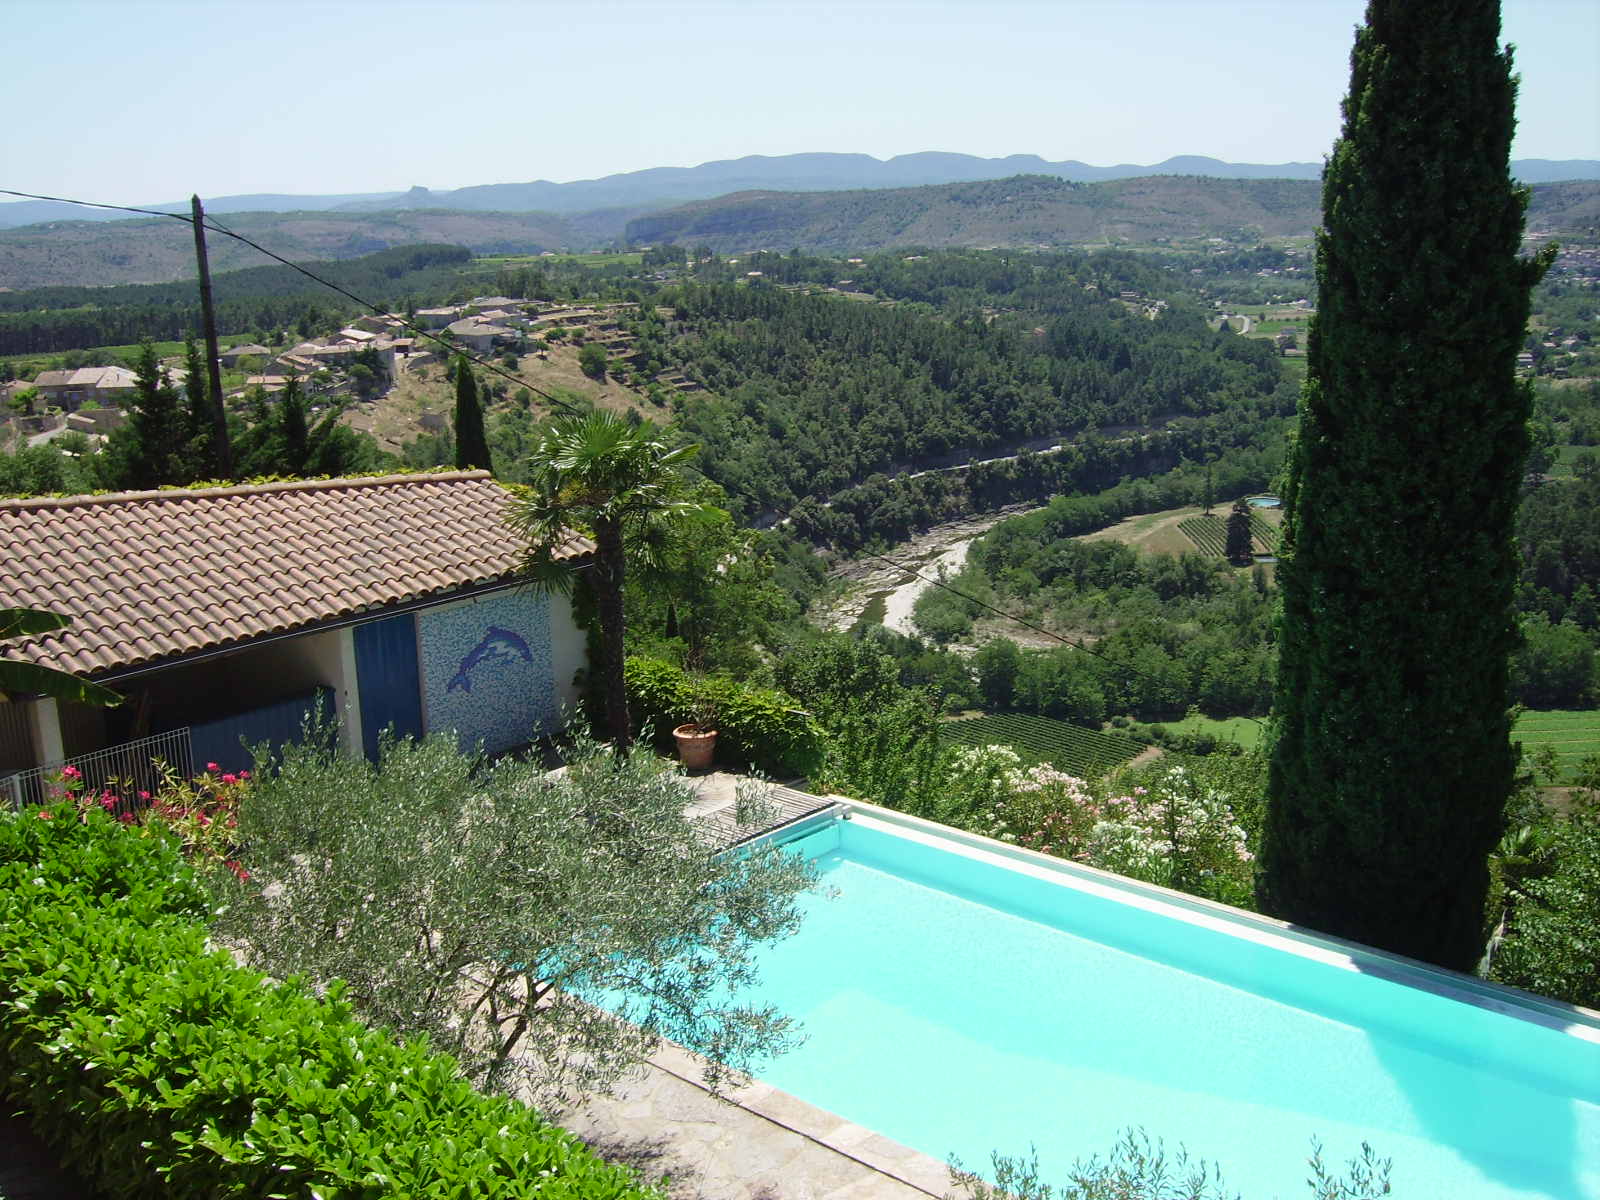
[6,0,1597,207]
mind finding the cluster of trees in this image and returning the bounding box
[639,256,1293,517]
[0,342,390,498]
[928,531,1277,722]
[1514,453,1600,707]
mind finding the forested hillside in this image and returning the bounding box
[629,176,1600,255]
[627,174,1323,252]
[0,246,474,355]
[638,250,1294,528]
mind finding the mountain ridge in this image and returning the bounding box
[4,150,1596,230]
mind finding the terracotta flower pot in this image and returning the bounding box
[673,723,717,771]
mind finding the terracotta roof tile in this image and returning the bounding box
[1,471,592,679]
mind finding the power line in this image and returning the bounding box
[0,186,579,413]
[198,211,579,411]
[0,187,193,223]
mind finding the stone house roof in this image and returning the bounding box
[0,471,591,680]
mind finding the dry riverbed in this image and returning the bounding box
[816,505,1042,636]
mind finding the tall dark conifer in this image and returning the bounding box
[111,343,194,490]
[454,356,492,473]
[280,376,309,474]
[182,337,217,479]
[1259,0,1554,970]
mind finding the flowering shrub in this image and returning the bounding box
[1086,765,1254,904]
[946,745,1027,830]
[45,761,249,879]
[944,755,1256,907]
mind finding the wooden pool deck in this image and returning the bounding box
[684,771,844,850]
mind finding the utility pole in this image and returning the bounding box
[190,195,233,478]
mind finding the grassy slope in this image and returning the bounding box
[1515,709,1600,784]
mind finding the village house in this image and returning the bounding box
[463,296,524,317]
[217,344,271,368]
[0,472,592,801]
[445,318,515,353]
[30,365,139,411]
[415,306,465,330]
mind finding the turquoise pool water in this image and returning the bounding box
[724,813,1600,1199]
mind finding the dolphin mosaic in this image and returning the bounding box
[447,626,534,693]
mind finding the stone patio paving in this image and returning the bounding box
[556,1040,949,1200]
[548,771,952,1199]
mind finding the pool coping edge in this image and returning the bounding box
[836,798,1600,1043]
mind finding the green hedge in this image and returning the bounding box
[0,804,660,1200]
[625,657,823,778]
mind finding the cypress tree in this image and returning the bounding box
[1225,500,1253,566]
[454,356,492,472]
[280,376,309,474]
[1259,0,1555,970]
[182,337,216,480]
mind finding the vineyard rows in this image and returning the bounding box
[1176,513,1281,559]
[1178,515,1228,557]
[943,714,1142,777]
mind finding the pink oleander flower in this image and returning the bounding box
[220,773,238,785]
[206,762,219,772]
[238,770,250,781]
[138,791,151,801]
[36,810,52,820]
[60,765,81,780]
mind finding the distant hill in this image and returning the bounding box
[5,151,1595,230]
[628,174,1597,254]
[0,208,604,290]
[625,175,1328,252]
[1524,179,1600,234]
[5,175,1592,292]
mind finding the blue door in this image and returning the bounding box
[354,615,423,763]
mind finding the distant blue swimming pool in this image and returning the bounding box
[724,809,1600,1199]
[1248,494,1282,508]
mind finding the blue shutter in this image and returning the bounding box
[354,614,424,763]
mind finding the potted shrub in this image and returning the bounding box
[672,688,718,771]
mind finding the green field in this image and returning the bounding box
[475,252,643,269]
[1515,708,1600,784]
[1160,712,1266,750]
[1549,444,1598,478]
[2,336,258,373]
[943,714,1142,777]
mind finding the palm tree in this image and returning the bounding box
[506,411,704,751]
[1,607,123,706]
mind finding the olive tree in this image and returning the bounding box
[216,726,817,1107]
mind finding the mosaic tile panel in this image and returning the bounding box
[417,590,557,755]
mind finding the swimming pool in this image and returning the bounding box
[725,805,1600,1199]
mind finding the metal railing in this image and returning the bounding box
[2,728,192,812]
